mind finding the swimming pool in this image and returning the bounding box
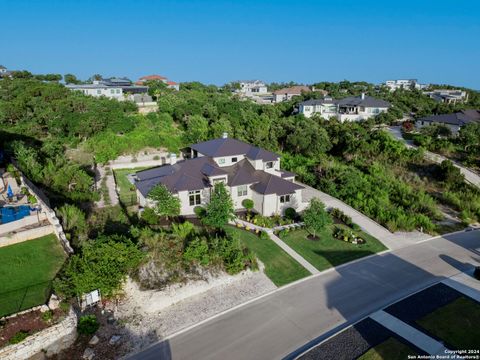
[0,205,33,224]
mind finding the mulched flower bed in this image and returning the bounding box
[0,308,64,348]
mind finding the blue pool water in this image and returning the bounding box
[0,205,32,224]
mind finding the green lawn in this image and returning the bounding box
[227,227,310,287]
[416,296,480,349]
[280,226,387,271]
[0,234,66,317]
[358,337,417,360]
[113,167,151,205]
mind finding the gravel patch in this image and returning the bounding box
[109,268,276,356]
[384,283,463,324]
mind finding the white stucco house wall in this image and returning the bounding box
[133,134,306,217]
[236,80,268,95]
[299,94,390,122]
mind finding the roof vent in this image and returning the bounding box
[222,132,228,139]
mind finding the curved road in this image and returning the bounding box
[128,231,480,360]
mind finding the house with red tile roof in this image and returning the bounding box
[136,74,180,90]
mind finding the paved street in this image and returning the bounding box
[128,230,480,360]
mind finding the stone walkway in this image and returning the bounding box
[370,310,449,356]
[95,166,119,208]
[232,219,318,275]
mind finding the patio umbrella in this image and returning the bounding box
[7,184,13,198]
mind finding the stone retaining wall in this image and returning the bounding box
[0,224,54,248]
[0,309,77,360]
[12,162,74,254]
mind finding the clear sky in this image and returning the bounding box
[2,0,480,88]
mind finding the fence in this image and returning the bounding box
[0,281,52,318]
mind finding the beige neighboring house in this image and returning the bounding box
[133,134,306,217]
[424,89,468,104]
[299,93,390,122]
[384,79,428,91]
[272,85,311,103]
[136,74,180,91]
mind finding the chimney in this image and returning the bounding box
[222,132,228,139]
[170,153,177,165]
[361,93,365,100]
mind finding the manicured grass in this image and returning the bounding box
[358,337,417,360]
[280,226,387,271]
[416,296,480,349]
[0,234,66,317]
[114,167,150,205]
[226,227,310,287]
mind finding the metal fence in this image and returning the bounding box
[0,281,52,318]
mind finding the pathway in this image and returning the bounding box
[301,183,430,250]
[232,219,319,274]
[388,126,480,188]
[95,166,119,208]
[370,311,449,356]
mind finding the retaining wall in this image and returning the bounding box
[0,309,77,360]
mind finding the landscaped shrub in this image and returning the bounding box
[183,236,210,265]
[77,315,99,335]
[331,208,353,226]
[194,206,206,218]
[284,208,297,221]
[242,199,254,212]
[9,331,29,344]
[259,231,270,241]
[332,226,365,244]
[27,194,37,204]
[41,310,54,323]
[141,207,159,225]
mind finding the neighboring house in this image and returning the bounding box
[136,74,180,90]
[66,78,148,100]
[272,85,311,103]
[384,79,428,91]
[299,93,390,121]
[416,109,480,134]
[424,89,468,104]
[236,80,268,95]
[133,134,306,217]
[0,65,12,78]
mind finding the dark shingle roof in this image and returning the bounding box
[299,97,336,106]
[190,138,279,161]
[135,157,303,197]
[418,110,480,126]
[337,95,390,108]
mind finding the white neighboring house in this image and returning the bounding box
[415,109,480,135]
[66,78,149,101]
[299,93,390,122]
[0,65,7,74]
[133,134,306,217]
[236,80,268,95]
[424,89,469,104]
[384,79,428,91]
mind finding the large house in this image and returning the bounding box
[416,109,480,134]
[135,74,180,91]
[299,94,390,121]
[384,79,428,91]
[133,135,306,217]
[272,85,311,103]
[66,77,149,100]
[424,89,468,104]
[236,80,268,95]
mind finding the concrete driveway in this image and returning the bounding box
[127,230,480,360]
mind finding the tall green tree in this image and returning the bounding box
[202,182,235,229]
[303,198,332,239]
[148,184,181,219]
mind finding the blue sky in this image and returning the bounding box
[2,0,480,88]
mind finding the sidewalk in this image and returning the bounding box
[232,219,319,275]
